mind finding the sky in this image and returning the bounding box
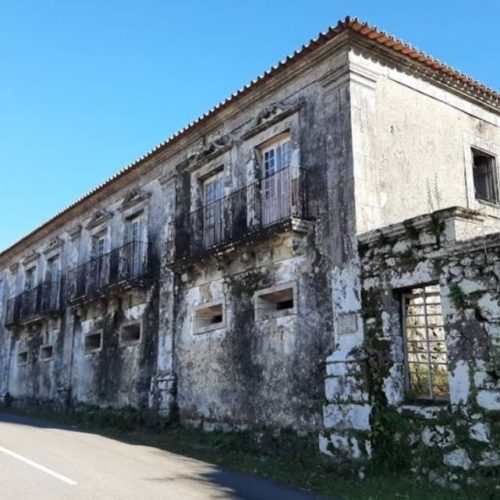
[0,0,499,251]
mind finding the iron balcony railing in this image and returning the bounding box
[169,165,308,262]
[4,277,62,327]
[67,240,148,302]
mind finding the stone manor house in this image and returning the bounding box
[0,18,499,478]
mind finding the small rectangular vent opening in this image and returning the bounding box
[84,332,102,354]
[256,286,295,320]
[17,351,28,366]
[40,345,53,361]
[194,303,224,333]
[120,322,141,344]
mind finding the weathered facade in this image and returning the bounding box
[0,18,499,478]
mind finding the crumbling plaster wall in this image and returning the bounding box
[174,234,334,431]
[348,51,500,234]
[0,164,170,409]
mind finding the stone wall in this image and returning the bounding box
[322,207,500,486]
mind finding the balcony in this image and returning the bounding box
[67,241,149,304]
[168,166,310,266]
[4,278,62,328]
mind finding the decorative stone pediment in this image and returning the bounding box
[187,134,233,168]
[43,236,64,254]
[118,187,151,213]
[68,224,82,241]
[242,98,304,140]
[256,102,286,125]
[86,208,113,230]
[22,249,40,266]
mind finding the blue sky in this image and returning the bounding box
[0,0,498,250]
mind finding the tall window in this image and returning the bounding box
[263,137,291,177]
[473,149,499,204]
[125,216,143,243]
[92,234,106,258]
[203,170,224,248]
[0,280,4,318]
[124,215,145,277]
[24,267,36,291]
[261,136,292,225]
[91,234,107,289]
[403,284,448,401]
[46,256,59,282]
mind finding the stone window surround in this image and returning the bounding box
[39,344,54,362]
[119,189,151,246]
[22,263,38,291]
[193,299,226,335]
[119,319,143,347]
[189,155,229,214]
[254,281,298,322]
[463,135,500,213]
[84,330,103,355]
[401,283,449,402]
[243,110,300,186]
[89,227,110,258]
[43,252,61,281]
[17,346,29,366]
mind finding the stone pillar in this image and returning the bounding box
[149,172,177,419]
[319,52,378,459]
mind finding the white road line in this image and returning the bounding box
[0,445,77,486]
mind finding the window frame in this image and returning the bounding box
[472,148,499,206]
[193,301,225,334]
[119,321,142,346]
[17,348,29,367]
[84,330,103,355]
[254,282,297,322]
[201,168,225,248]
[39,344,54,362]
[401,284,449,402]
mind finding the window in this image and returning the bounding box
[125,215,143,243]
[0,280,4,318]
[17,350,29,366]
[84,331,102,354]
[262,137,292,177]
[194,302,224,333]
[473,149,498,204]
[260,136,293,225]
[46,256,59,282]
[203,170,225,248]
[92,234,106,257]
[24,267,36,291]
[255,284,296,321]
[403,284,448,401]
[120,322,141,345]
[40,345,54,361]
[91,234,108,288]
[124,215,145,278]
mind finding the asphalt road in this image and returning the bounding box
[0,412,325,500]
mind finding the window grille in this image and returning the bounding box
[403,284,449,400]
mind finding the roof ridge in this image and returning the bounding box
[1,16,499,259]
